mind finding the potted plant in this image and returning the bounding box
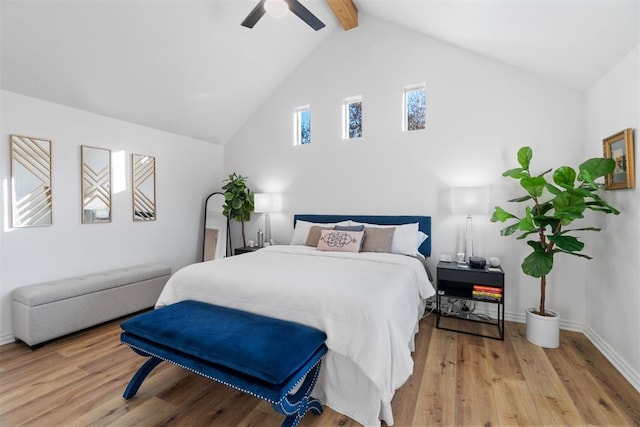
[222,173,254,248]
[491,146,619,347]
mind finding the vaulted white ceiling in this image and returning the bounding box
[2,0,638,144]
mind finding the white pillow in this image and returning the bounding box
[290,220,350,245]
[417,231,429,246]
[351,221,422,256]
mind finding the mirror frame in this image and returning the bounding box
[10,134,53,227]
[132,153,157,222]
[81,145,112,224]
[202,192,230,261]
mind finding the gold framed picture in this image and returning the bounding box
[603,128,635,190]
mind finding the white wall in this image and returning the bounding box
[225,15,587,324]
[584,45,640,390]
[0,91,224,343]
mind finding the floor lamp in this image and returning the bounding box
[254,193,282,245]
[451,187,489,263]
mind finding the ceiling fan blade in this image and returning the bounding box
[241,0,267,28]
[285,0,325,31]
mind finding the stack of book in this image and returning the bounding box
[472,285,502,302]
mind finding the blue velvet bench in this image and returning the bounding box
[120,300,327,427]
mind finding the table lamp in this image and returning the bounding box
[451,187,489,263]
[254,193,282,244]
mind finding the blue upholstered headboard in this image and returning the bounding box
[293,214,432,257]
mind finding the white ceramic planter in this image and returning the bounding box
[525,308,560,348]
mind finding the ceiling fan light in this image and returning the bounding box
[264,0,289,18]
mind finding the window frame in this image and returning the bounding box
[293,105,311,146]
[403,84,426,132]
[342,95,363,140]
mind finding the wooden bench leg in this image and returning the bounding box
[273,360,324,427]
[123,356,163,399]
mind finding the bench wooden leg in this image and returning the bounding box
[123,356,163,399]
[273,360,324,427]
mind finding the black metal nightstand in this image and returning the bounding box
[234,246,261,256]
[436,261,505,340]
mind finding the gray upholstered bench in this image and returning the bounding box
[12,263,171,347]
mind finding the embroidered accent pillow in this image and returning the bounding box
[361,227,395,253]
[317,230,364,252]
[305,225,333,246]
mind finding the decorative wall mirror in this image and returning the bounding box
[202,192,229,261]
[81,145,112,224]
[10,134,53,227]
[132,154,156,221]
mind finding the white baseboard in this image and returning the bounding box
[0,333,16,346]
[506,310,639,393]
[584,325,640,393]
[477,306,638,391]
[503,309,584,332]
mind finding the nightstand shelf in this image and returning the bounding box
[436,261,505,340]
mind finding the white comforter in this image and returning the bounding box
[156,245,434,426]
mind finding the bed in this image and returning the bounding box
[156,214,434,426]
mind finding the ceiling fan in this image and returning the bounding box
[241,0,326,31]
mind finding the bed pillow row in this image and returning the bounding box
[290,220,428,256]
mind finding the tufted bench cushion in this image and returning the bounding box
[121,300,327,427]
[12,263,171,347]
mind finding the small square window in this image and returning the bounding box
[343,96,363,139]
[294,106,311,145]
[404,85,426,131]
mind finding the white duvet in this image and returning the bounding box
[156,245,435,426]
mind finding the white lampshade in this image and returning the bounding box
[264,0,289,17]
[254,193,282,213]
[451,187,489,215]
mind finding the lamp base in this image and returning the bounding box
[464,214,474,263]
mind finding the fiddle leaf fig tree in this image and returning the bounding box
[491,147,619,316]
[222,173,254,247]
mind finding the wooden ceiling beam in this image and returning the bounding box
[326,0,358,30]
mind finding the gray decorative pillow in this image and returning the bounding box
[334,224,365,232]
[362,227,395,253]
[305,225,333,247]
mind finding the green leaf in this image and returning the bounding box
[526,240,544,251]
[584,201,620,215]
[560,227,601,234]
[507,195,532,203]
[578,158,615,180]
[491,206,517,222]
[536,201,554,216]
[532,215,560,230]
[548,234,584,252]
[517,146,533,169]
[518,208,536,232]
[500,223,520,236]
[556,251,593,260]
[553,192,585,223]
[516,230,539,240]
[553,166,576,189]
[503,168,529,179]
[521,176,547,198]
[545,183,563,196]
[522,250,554,278]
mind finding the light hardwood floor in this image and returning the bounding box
[1,312,638,426]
